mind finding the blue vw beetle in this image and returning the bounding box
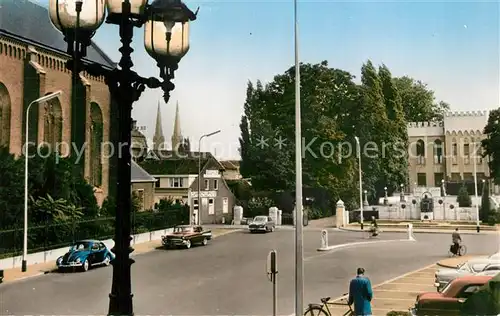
[56,240,114,272]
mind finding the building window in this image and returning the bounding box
[169,177,183,188]
[463,142,470,165]
[134,189,145,211]
[452,142,458,165]
[434,173,444,187]
[433,139,443,164]
[416,139,425,165]
[208,198,214,215]
[417,173,426,186]
[213,179,218,190]
[463,173,473,181]
[204,179,209,190]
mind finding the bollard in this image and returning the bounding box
[321,229,328,249]
[407,223,416,241]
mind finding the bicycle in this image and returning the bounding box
[304,294,353,316]
[448,243,467,257]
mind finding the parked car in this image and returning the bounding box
[56,240,114,272]
[161,225,212,249]
[434,261,500,291]
[410,275,492,316]
[249,215,275,233]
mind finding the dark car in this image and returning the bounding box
[410,275,492,316]
[249,216,275,233]
[56,240,115,272]
[161,225,212,249]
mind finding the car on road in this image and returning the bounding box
[410,275,492,316]
[434,261,500,291]
[161,225,212,249]
[56,240,114,272]
[249,215,275,233]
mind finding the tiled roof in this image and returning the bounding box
[140,158,208,175]
[220,160,240,170]
[0,0,115,68]
[140,150,227,175]
[131,160,156,182]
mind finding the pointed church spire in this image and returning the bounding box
[171,101,183,150]
[153,101,165,151]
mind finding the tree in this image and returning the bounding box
[482,108,500,185]
[480,181,491,221]
[457,185,472,207]
[0,146,24,228]
[378,64,408,192]
[393,76,450,122]
[356,61,390,200]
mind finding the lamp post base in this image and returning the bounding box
[21,260,27,272]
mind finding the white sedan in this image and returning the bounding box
[434,253,500,291]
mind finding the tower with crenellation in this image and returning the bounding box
[407,110,491,192]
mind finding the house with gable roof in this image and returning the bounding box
[139,102,235,224]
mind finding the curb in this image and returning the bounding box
[317,238,415,251]
[2,229,241,285]
[436,255,479,269]
[338,227,498,235]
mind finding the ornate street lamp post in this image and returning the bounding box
[48,1,197,315]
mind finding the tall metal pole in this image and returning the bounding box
[22,101,32,273]
[473,143,480,232]
[22,91,61,272]
[355,136,363,229]
[294,0,304,314]
[197,135,203,225]
[197,130,221,225]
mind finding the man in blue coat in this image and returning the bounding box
[348,268,373,316]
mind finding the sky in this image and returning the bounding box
[35,0,500,159]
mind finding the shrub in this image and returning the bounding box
[457,185,472,207]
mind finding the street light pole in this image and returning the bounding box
[473,143,480,232]
[354,136,363,229]
[196,130,220,225]
[294,0,304,314]
[49,1,197,315]
[22,90,62,273]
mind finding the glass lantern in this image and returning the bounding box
[144,20,189,60]
[106,0,148,17]
[49,0,106,32]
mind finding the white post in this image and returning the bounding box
[407,223,415,241]
[320,229,328,249]
[22,91,62,272]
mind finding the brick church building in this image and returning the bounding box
[0,0,115,204]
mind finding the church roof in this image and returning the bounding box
[0,0,115,68]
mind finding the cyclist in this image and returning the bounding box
[348,267,373,316]
[369,216,378,236]
[451,228,462,255]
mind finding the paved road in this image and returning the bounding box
[0,230,497,315]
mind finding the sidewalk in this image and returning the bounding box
[1,228,239,284]
[339,226,500,235]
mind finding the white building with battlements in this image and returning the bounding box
[407,110,491,192]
